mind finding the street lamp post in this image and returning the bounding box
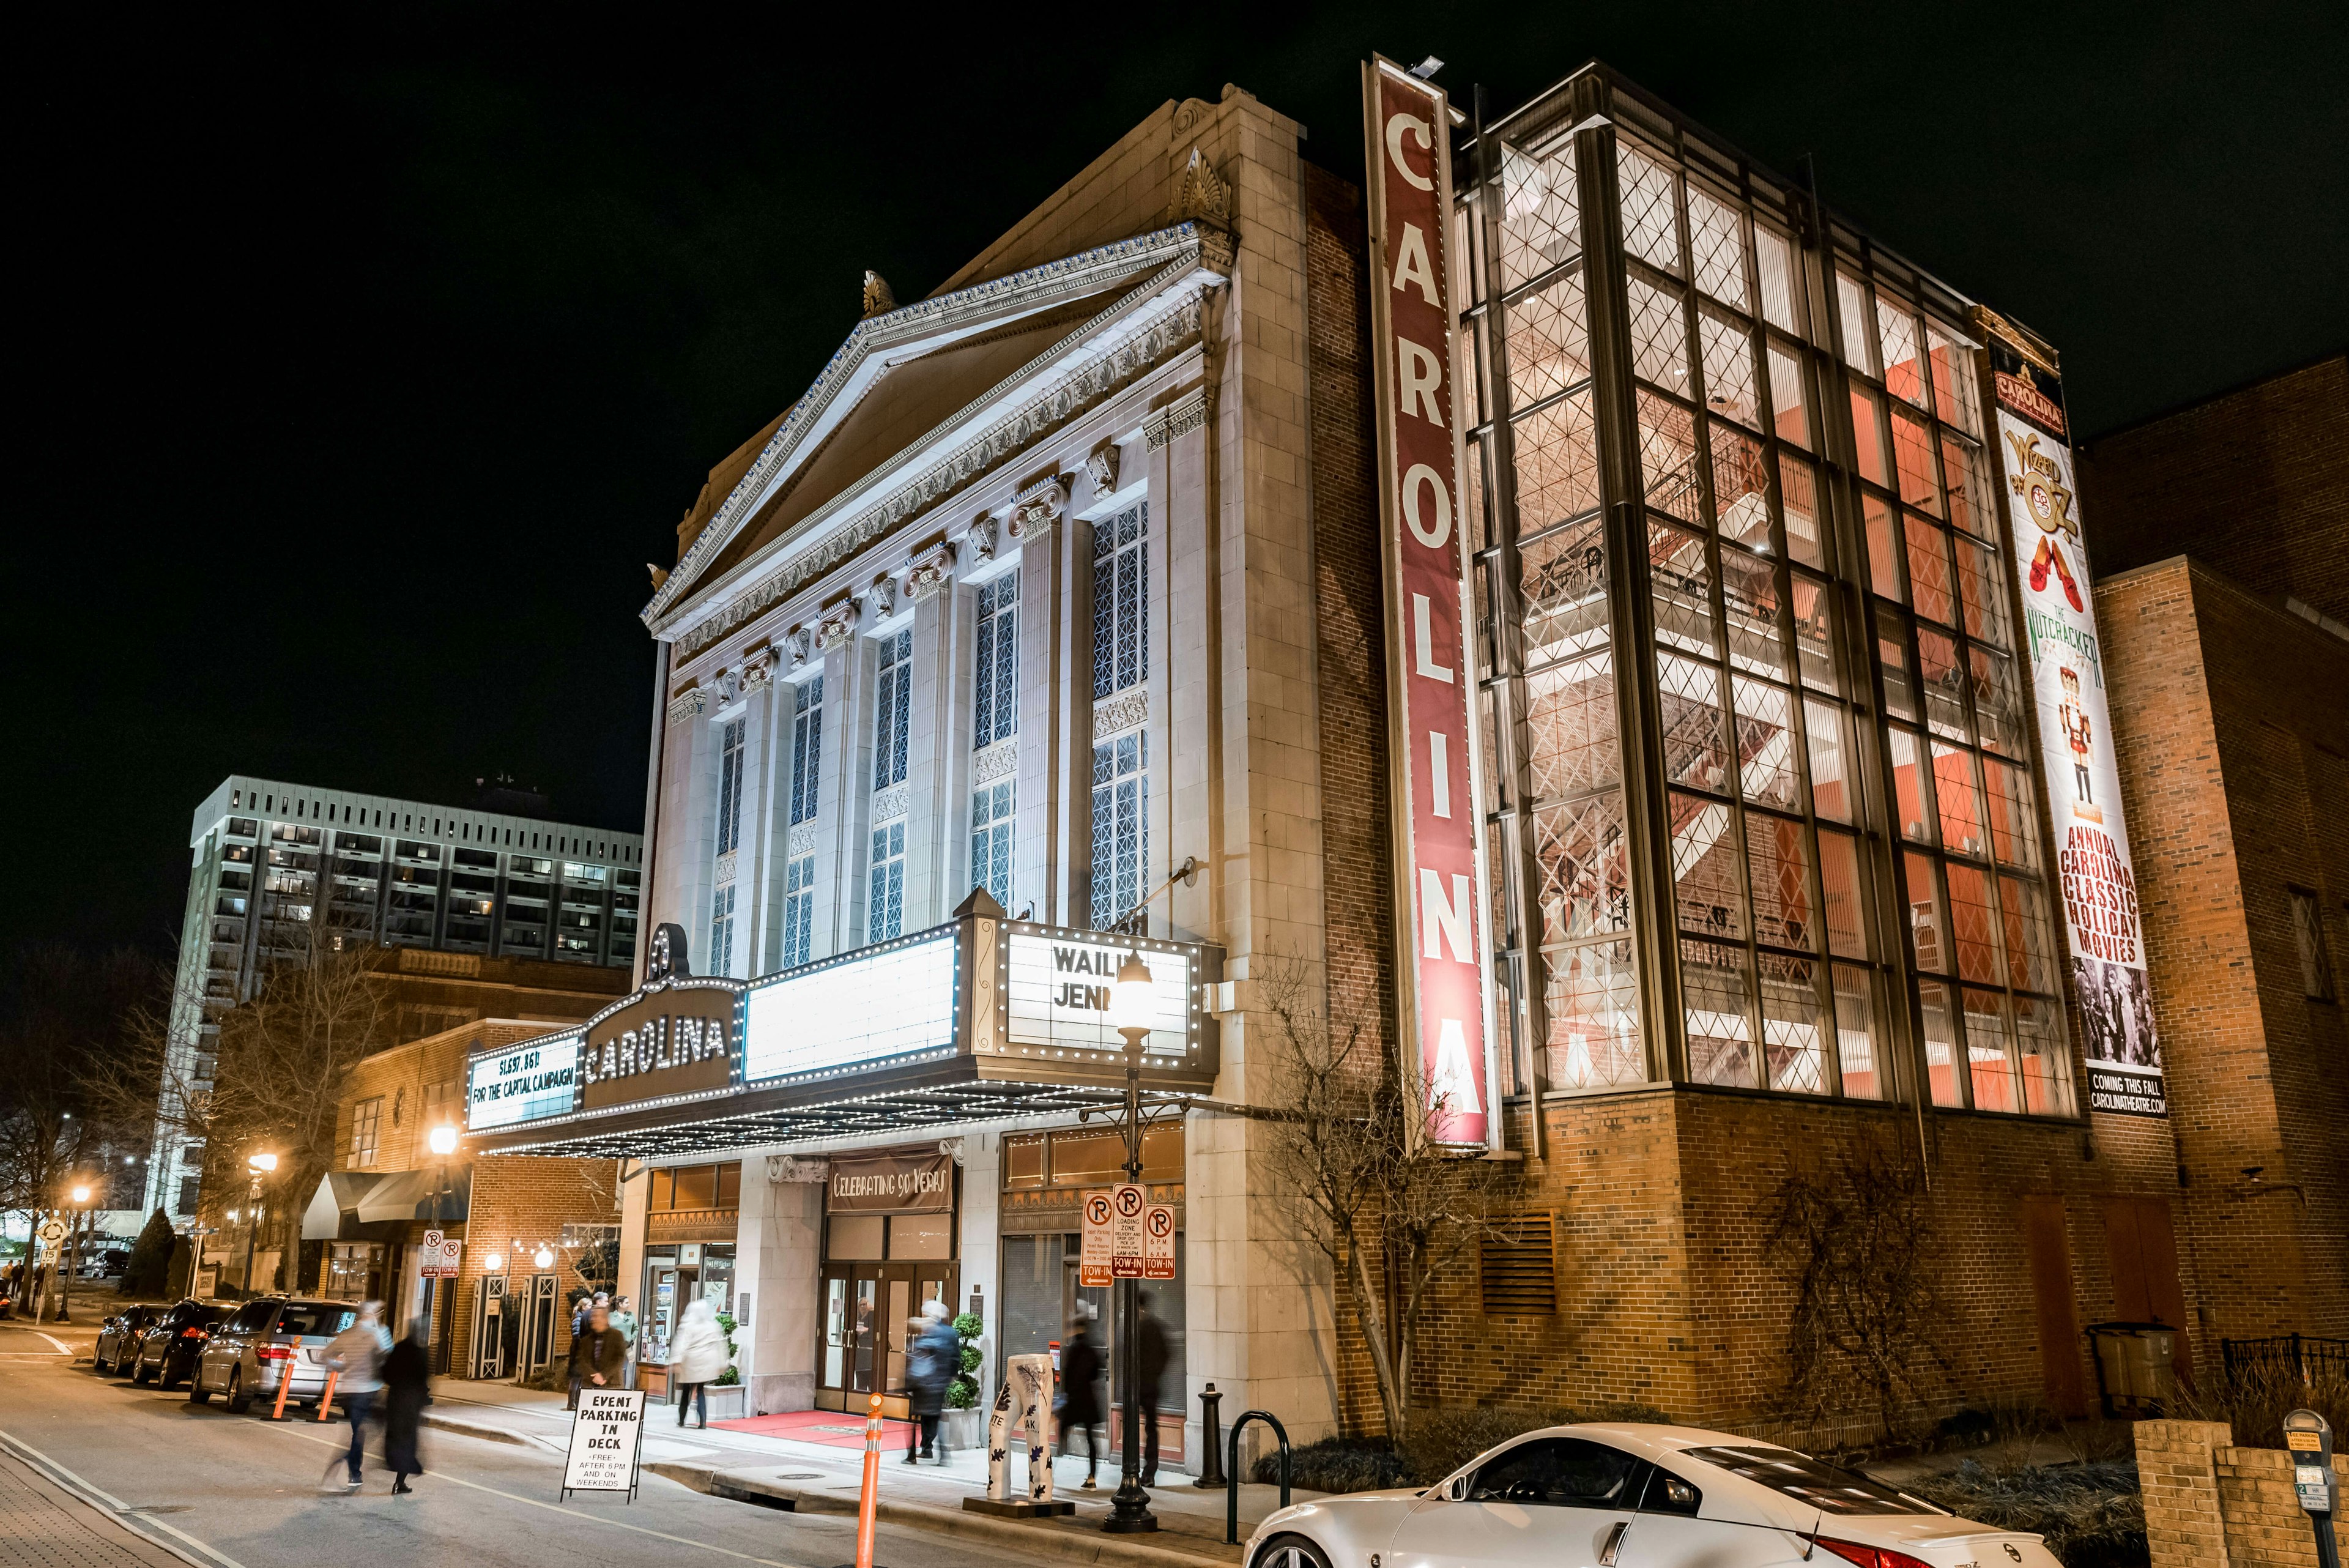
[243,1153,278,1296]
[61,1184,92,1324]
[425,1124,459,1369]
[1102,953,1161,1536]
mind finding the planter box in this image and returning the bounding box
[938,1406,985,1452]
[699,1384,749,1422]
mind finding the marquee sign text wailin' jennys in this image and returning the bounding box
[580,983,741,1112]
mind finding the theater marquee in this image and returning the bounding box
[1363,56,1497,1148]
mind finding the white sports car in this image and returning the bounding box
[1242,1423,2061,1568]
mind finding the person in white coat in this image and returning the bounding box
[667,1297,729,1429]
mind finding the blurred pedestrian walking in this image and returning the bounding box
[382,1315,431,1495]
[568,1301,630,1410]
[904,1301,958,1464]
[321,1301,387,1493]
[667,1298,727,1430]
[1057,1312,1105,1489]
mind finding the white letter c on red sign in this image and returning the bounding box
[1401,463,1452,549]
[1386,113,1434,191]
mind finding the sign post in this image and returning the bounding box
[561,1388,646,1504]
[1361,54,1497,1151]
[1143,1205,1176,1280]
[1080,1190,1113,1287]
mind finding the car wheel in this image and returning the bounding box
[132,1354,154,1386]
[1252,1535,1334,1568]
[226,1367,252,1414]
[188,1367,212,1405]
[160,1357,185,1391]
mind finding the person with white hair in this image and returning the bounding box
[666,1297,729,1429]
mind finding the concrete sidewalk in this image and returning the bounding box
[423,1380,1312,1565]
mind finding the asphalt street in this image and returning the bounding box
[0,1317,1028,1568]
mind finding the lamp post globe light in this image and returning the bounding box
[533,1244,554,1271]
[59,1183,94,1323]
[242,1151,278,1296]
[1102,951,1159,1535]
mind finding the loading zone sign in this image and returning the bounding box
[562,1389,645,1503]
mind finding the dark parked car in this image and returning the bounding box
[94,1305,164,1374]
[130,1300,227,1389]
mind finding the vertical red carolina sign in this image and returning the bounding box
[1362,58,1496,1148]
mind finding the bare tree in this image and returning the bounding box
[0,944,160,1310]
[1253,952,1517,1441]
[90,894,398,1293]
[1762,1129,1951,1444]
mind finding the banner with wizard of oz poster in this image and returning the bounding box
[1980,310,2163,1117]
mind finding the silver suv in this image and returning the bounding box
[190,1296,362,1413]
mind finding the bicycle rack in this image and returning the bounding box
[1225,1408,1291,1545]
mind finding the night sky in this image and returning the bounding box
[15,3,2345,963]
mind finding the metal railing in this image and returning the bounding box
[2222,1334,2349,1388]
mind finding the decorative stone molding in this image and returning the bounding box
[740,647,776,693]
[713,849,738,886]
[1007,480,1064,545]
[814,600,861,652]
[662,270,1215,659]
[766,1154,827,1184]
[1172,147,1232,231]
[870,781,909,824]
[937,1137,968,1166]
[861,269,896,318]
[1144,388,1210,452]
[783,626,814,671]
[666,686,709,727]
[1086,443,1121,497]
[905,541,956,601]
[647,225,1216,634]
[787,820,815,856]
[973,738,1018,786]
[1197,228,1236,280]
[866,573,899,622]
[1094,686,1148,737]
[713,666,743,706]
[962,515,1000,567]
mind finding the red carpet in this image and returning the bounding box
[708,1408,921,1447]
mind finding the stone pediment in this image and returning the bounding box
[648,225,1226,641]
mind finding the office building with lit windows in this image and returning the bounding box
[152,776,642,1216]
[445,62,2282,1452]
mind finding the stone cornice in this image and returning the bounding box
[647,224,1220,634]
[665,276,1208,663]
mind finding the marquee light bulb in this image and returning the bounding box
[533,1245,555,1269]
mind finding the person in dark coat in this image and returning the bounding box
[382,1317,431,1495]
[1056,1313,1105,1489]
[1134,1292,1170,1484]
[568,1303,631,1405]
[902,1302,958,1464]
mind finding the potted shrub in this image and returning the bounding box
[698,1308,751,1421]
[937,1312,987,1451]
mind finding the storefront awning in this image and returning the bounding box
[300,1167,472,1240]
[464,907,1223,1160]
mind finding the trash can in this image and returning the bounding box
[2085,1321,2178,1416]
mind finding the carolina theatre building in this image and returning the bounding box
[467,59,2219,1458]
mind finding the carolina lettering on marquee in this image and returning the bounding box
[581,1013,731,1087]
[1362,56,1497,1148]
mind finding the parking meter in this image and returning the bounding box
[2285,1409,2340,1568]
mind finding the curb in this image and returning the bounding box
[420,1411,532,1448]
[649,1462,1245,1568]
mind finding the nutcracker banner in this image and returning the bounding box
[1362,56,1497,1147]
[1986,322,2164,1116]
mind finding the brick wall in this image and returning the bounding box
[2099,558,2349,1346]
[2139,1418,2349,1568]
[2076,352,2349,625]
[1301,154,1401,1439]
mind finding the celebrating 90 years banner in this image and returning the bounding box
[1982,314,2164,1117]
[1362,57,1497,1147]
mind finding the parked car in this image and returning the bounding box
[128,1299,228,1389]
[190,1296,361,1413]
[93,1305,164,1374]
[79,1249,132,1280]
[1242,1424,2061,1568]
